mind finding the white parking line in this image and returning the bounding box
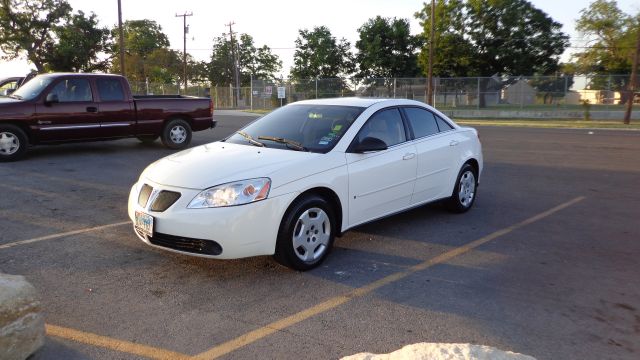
[0,221,130,250]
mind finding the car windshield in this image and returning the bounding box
[226,104,365,153]
[11,75,54,100]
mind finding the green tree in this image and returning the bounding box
[110,20,174,84]
[573,0,639,99]
[415,0,476,77]
[355,16,421,78]
[0,0,72,72]
[43,11,111,72]
[208,33,281,86]
[290,26,354,80]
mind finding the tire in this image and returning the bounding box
[0,124,28,162]
[161,119,192,150]
[137,135,159,144]
[274,194,336,271]
[446,163,478,213]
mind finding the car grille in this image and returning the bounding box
[136,228,222,256]
[150,191,181,212]
[138,184,153,207]
[138,184,181,212]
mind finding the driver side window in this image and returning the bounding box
[49,79,93,102]
[357,108,406,147]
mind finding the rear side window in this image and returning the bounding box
[96,78,125,101]
[404,107,439,138]
[357,108,406,147]
[436,116,454,131]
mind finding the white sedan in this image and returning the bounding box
[128,98,483,270]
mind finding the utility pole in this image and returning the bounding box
[225,21,241,108]
[426,0,435,106]
[176,12,193,94]
[117,0,125,76]
[624,26,640,125]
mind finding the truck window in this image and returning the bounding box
[49,79,93,102]
[96,78,125,101]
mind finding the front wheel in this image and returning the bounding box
[446,163,478,213]
[274,195,336,271]
[161,119,192,150]
[0,124,28,162]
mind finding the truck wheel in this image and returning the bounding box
[161,119,192,150]
[0,124,28,162]
[137,135,159,145]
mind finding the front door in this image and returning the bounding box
[346,108,417,227]
[34,77,101,142]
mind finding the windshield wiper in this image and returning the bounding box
[8,94,22,100]
[258,136,308,152]
[236,131,265,147]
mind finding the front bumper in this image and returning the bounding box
[128,179,296,259]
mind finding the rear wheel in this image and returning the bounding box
[446,163,478,213]
[137,135,159,144]
[274,195,336,271]
[161,119,192,150]
[0,124,28,162]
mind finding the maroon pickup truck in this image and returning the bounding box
[0,73,215,161]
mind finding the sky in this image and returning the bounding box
[1,0,640,79]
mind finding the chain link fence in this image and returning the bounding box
[131,74,640,119]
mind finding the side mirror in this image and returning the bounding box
[5,89,15,96]
[45,93,59,105]
[353,137,388,153]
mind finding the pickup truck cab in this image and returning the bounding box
[0,73,215,161]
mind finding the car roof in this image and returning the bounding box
[36,73,124,79]
[294,97,395,107]
[293,97,434,109]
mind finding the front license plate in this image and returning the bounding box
[134,211,154,237]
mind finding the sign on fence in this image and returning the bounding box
[277,86,286,99]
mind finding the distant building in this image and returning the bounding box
[502,80,536,105]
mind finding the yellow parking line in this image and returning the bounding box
[195,196,586,359]
[46,324,191,360]
[0,221,130,250]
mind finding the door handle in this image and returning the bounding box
[402,153,416,160]
[449,140,459,146]
[86,106,98,113]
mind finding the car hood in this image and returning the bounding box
[141,142,321,189]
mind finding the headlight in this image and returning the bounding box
[187,178,271,208]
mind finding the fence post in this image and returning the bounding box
[393,78,397,98]
[250,74,253,111]
[433,77,437,105]
[315,78,318,99]
[477,77,480,110]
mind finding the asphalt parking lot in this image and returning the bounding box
[1,111,639,360]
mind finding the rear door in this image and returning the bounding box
[34,77,101,142]
[346,107,417,226]
[402,107,460,204]
[95,77,135,137]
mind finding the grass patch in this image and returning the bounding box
[456,118,640,129]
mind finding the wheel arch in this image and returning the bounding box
[283,186,344,237]
[0,121,33,144]
[163,115,193,130]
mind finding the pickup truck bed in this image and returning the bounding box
[0,73,215,161]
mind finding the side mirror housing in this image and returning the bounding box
[5,89,15,96]
[353,137,388,153]
[45,93,59,105]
